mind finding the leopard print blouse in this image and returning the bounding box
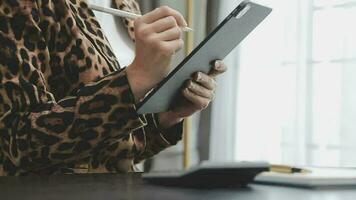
[0,0,183,176]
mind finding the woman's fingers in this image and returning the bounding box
[194,72,217,90]
[160,39,184,55]
[186,80,214,99]
[141,6,187,27]
[209,60,228,78]
[182,88,211,110]
[155,26,182,41]
[151,16,179,33]
[175,61,227,113]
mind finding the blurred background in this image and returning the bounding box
[89,0,356,171]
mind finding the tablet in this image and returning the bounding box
[143,161,269,188]
[137,1,272,114]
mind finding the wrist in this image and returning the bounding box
[126,63,155,103]
[158,111,184,129]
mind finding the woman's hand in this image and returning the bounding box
[127,6,187,102]
[158,61,228,129]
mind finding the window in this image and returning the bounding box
[234,0,356,167]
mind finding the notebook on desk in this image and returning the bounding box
[254,167,356,188]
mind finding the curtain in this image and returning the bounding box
[231,0,356,167]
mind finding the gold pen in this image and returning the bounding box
[270,164,312,174]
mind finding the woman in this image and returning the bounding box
[0,0,227,175]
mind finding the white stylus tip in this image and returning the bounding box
[181,27,194,32]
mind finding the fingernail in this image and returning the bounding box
[185,80,191,87]
[214,61,222,70]
[195,73,201,82]
[188,82,194,90]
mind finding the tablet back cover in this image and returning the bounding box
[137,1,272,114]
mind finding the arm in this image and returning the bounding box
[1,1,192,175]
[110,0,186,164]
[86,112,183,172]
[132,113,183,164]
[0,68,146,174]
[0,1,146,175]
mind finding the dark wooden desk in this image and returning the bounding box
[0,174,355,200]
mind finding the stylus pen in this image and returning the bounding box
[88,4,194,32]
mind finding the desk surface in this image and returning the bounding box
[1,174,356,200]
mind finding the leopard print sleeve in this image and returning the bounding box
[0,1,147,175]
[110,0,184,166]
[132,113,183,164]
[91,113,183,172]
